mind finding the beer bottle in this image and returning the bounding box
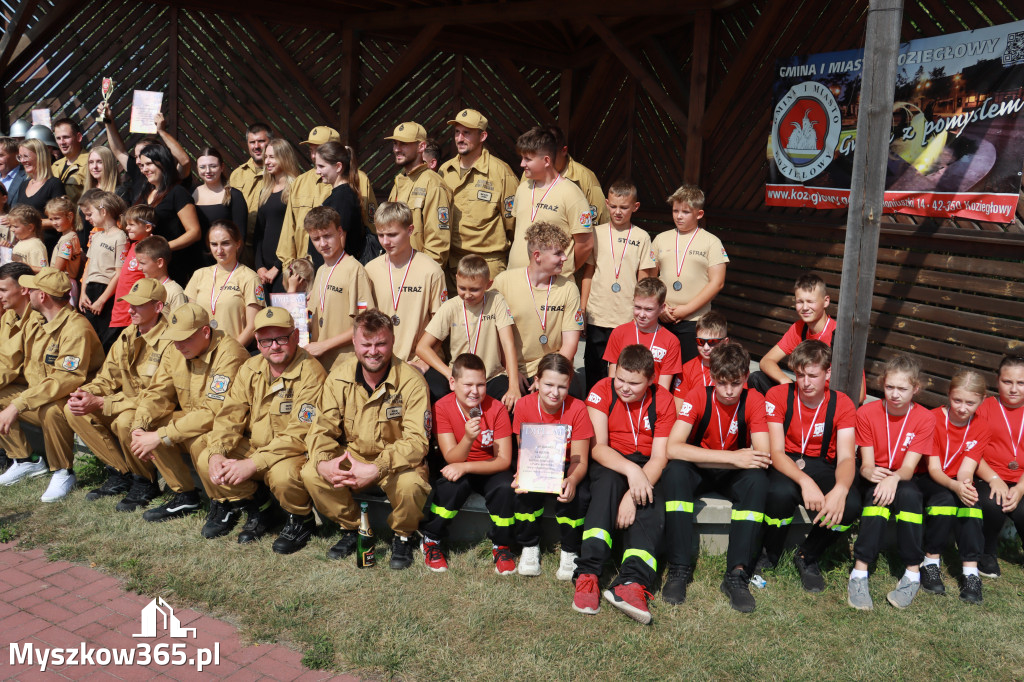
[357,502,375,568]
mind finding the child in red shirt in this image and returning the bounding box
[108,205,156,338]
[919,370,990,603]
[662,342,769,613]
[573,345,675,625]
[513,353,595,579]
[673,310,729,412]
[849,355,934,611]
[974,354,1024,579]
[420,354,516,574]
[602,278,682,390]
[760,340,859,593]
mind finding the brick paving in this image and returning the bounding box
[0,542,351,680]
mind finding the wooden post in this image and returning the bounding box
[339,27,357,143]
[684,9,710,185]
[168,6,179,137]
[452,53,464,115]
[832,0,904,401]
[559,68,572,135]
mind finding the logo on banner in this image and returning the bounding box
[134,598,195,639]
[771,81,842,182]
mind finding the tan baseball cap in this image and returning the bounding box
[253,306,295,332]
[19,268,71,297]
[447,108,488,131]
[119,277,166,305]
[301,126,341,146]
[385,122,427,143]
[162,303,211,341]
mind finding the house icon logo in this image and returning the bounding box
[133,597,197,639]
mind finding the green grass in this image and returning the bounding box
[5,457,1024,680]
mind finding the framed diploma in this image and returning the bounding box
[516,423,568,494]
[271,292,310,347]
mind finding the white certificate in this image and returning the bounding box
[129,90,164,134]
[271,292,310,347]
[516,423,568,495]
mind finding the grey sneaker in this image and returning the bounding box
[847,576,873,610]
[886,575,921,609]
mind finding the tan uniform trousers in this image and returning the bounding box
[301,456,429,535]
[62,406,193,491]
[195,437,311,515]
[0,385,74,471]
[445,251,507,294]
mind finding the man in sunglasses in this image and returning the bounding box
[202,307,327,553]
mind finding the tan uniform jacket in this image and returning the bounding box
[207,348,326,473]
[13,306,103,413]
[278,169,377,266]
[229,159,264,236]
[0,308,43,387]
[79,318,173,418]
[388,164,451,268]
[306,356,429,478]
[438,149,517,258]
[130,330,249,443]
[52,152,88,203]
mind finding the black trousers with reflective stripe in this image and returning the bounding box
[573,454,664,589]
[421,470,516,546]
[660,460,767,572]
[919,475,983,561]
[852,475,924,567]
[514,465,591,551]
[975,478,1024,556]
[762,455,862,564]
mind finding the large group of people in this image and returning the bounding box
[0,105,1021,627]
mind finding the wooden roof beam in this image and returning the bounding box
[496,57,557,126]
[0,0,40,72]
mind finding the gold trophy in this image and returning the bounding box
[96,77,113,123]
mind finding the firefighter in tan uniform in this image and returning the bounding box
[202,307,326,553]
[0,268,103,502]
[64,278,193,513]
[549,125,610,227]
[302,309,430,570]
[277,126,378,268]
[0,262,44,478]
[385,122,452,269]
[128,303,250,530]
[228,122,272,246]
[51,119,88,203]
[438,109,518,284]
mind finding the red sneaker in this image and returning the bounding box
[603,582,653,624]
[572,573,600,614]
[493,545,516,575]
[423,540,448,572]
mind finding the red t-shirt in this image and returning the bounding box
[778,316,836,354]
[765,385,857,460]
[513,393,594,462]
[674,356,713,400]
[586,377,675,457]
[434,393,512,463]
[928,406,991,479]
[110,241,144,327]
[855,401,935,470]
[676,385,768,451]
[977,396,1024,484]
[603,322,682,379]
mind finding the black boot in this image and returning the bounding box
[273,512,316,554]
[238,487,276,544]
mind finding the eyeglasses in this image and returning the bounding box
[696,337,725,348]
[256,334,292,349]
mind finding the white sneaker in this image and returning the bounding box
[518,545,541,576]
[556,550,579,581]
[0,459,48,486]
[40,469,76,502]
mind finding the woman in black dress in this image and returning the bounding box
[192,146,247,266]
[254,138,301,293]
[136,144,202,285]
[6,138,65,254]
[313,142,366,262]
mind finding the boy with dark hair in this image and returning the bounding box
[574,345,675,625]
[673,311,730,410]
[422,138,441,171]
[603,277,681,391]
[136,235,187,314]
[420,353,517,573]
[663,342,770,612]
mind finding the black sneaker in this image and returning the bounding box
[793,550,826,593]
[754,549,776,574]
[662,564,695,604]
[201,500,243,539]
[273,513,316,555]
[237,492,276,544]
[959,573,983,604]
[86,468,132,501]
[142,489,201,521]
[326,530,358,560]
[920,563,946,595]
[389,534,414,570]
[115,475,162,512]
[720,567,756,613]
[978,553,1000,578]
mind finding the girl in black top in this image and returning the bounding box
[193,146,247,266]
[136,144,202,284]
[254,138,302,294]
[7,138,65,254]
[314,142,365,263]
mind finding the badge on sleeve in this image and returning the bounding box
[255,283,267,305]
[589,205,598,222]
[210,375,230,394]
[438,207,450,229]
[586,392,601,404]
[503,196,514,218]
[440,288,448,303]
[59,241,73,259]
[424,409,432,433]
[574,309,584,327]
[679,401,693,416]
[579,212,592,228]
[298,403,316,423]
[60,356,81,371]
[765,402,776,416]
